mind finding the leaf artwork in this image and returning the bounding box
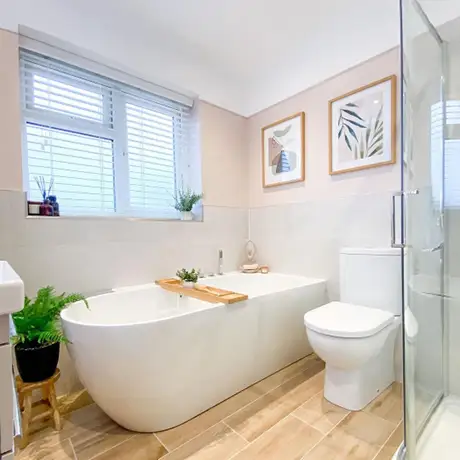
[365,106,384,157]
[273,124,291,138]
[337,102,367,152]
[338,101,384,158]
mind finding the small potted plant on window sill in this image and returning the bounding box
[176,268,200,288]
[173,187,203,221]
[11,286,88,383]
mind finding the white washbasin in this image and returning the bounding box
[0,261,24,315]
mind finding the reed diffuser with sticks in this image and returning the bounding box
[35,176,56,216]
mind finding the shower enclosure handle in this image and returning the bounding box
[391,191,404,249]
[391,190,419,248]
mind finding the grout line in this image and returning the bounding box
[156,355,321,453]
[69,438,78,460]
[370,421,403,460]
[86,434,136,460]
[227,390,326,460]
[222,360,324,425]
[222,420,250,445]
[153,432,170,453]
[298,409,353,460]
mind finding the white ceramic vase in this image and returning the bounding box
[182,281,195,289]
[181,211,193,221]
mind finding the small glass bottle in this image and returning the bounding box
[47,196,60,216]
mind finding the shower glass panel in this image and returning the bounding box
[401,0,445,456]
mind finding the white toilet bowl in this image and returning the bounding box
[304,301,401,411]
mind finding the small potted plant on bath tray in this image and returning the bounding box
[11,286,88,383]
[173,187,203,221]
[176,268,200,288]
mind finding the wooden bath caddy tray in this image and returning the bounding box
[155,279,248,304]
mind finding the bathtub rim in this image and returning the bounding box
[61,272,327,329]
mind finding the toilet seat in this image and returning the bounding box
[304,301,394,338]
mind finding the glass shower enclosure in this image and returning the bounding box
[400,0,460,458]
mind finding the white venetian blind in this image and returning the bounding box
[431,101,460,208]
[20,49,193,218]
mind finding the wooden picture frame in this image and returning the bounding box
[328,75,397,175]
[262,112,305,188]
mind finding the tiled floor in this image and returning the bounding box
[16,354,403,460]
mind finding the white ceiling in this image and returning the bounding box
[2,0,460,116]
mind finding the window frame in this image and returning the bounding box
[20,50,188,219]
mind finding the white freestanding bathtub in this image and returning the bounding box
[61,273,327,432]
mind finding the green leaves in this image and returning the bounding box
[173,187,203,212]
[365,106,384,157]
[337,103,367,152]
[11,286,87,346]
[176,268,200,283]
[338,101,384,158]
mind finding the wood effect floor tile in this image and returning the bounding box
[156,355,320,451]
[364,383,403,426]
[231,415,323,460]
[302,411,396,460]
[17,405,112,454]
[70,418,134,460]
[293,392,349,434]
[155,386,262,451]
[90,434,168,460]
[161,422,248,460]
[374,422,404,460]
[254,354,324,395]
[15,438,75,460]
[225,364,325,442]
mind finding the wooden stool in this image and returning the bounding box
[16,368,62,448]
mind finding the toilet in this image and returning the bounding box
[304,247,402,411]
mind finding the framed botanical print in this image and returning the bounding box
[329,75,397,175]
[262,112,305,188]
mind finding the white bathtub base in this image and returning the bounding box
[62,273,327,432]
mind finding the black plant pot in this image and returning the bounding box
[15,341,60,383]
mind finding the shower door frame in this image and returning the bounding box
[398,0,449,457]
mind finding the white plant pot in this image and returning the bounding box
[181,211,193,221]
[182,281,195,289]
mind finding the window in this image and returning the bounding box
[431,100,460,208]
[20,50,193,218]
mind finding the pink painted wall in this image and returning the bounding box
[247,48,401,208]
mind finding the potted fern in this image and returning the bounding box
[11,286,87,382]
[173,187,203,221]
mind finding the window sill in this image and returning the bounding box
[25,215,203,223]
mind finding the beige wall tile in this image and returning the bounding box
[302,411,396,460]
[161,422,247,460]
[225,365,324,442]
[293,392,349,434]
[0,29,23,191]
[91,434,168,460]
[364,383,403,425]
[231,415,323,460]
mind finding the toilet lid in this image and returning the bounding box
[304,301,394,338]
